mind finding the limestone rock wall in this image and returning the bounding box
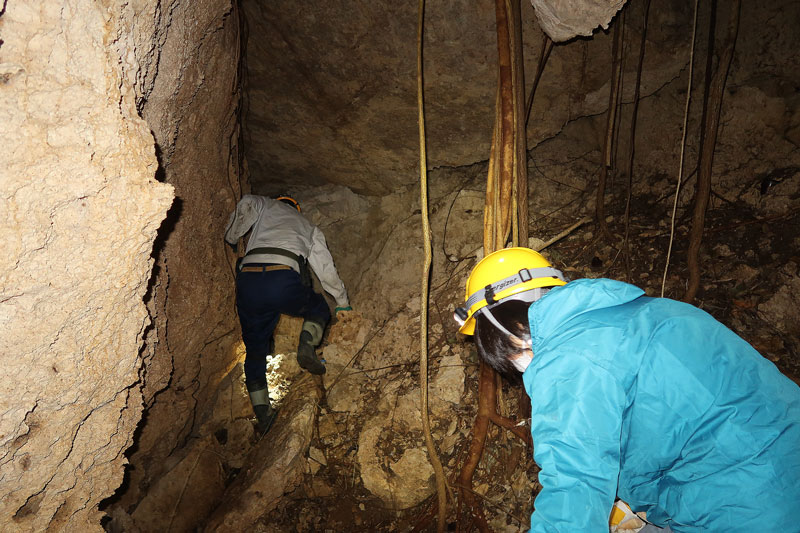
[530,0,627,42]
[0,0,245,529]
[110,0,246,517]
[0,2,173,531]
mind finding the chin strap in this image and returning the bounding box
[475,288,549,343]
[481,305,521,341]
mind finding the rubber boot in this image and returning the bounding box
[245,379,277,434]
[296,320,326,375]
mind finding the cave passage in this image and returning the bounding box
[2,1,799,532]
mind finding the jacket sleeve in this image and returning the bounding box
[528,351,625,532]
[224,195,265,244]
[307,226,349,307]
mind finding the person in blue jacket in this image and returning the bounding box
[454,247,800,532]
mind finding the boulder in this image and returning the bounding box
[203,374,323,531]
[530,0,627,42]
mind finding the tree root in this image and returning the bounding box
[661,0,700,297]
[416,1,450,530]
[596,13,625,241]
[684,0,741,303]
[623,0,650,282]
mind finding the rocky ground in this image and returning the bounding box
[241,146,799,531]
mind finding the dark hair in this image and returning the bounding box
[473,299,531,375]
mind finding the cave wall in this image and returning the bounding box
[109,0,246,518]
[0,0,245,530]
[0,2,173,530]
[139,0,798,527]
[240,0,687,196]
[2,0,798,529]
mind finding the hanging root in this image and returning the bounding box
[662,0,700,297]
[623,0,651,282]
[524,34,553,128]
[683,0,741,303]
[417,1,450,531]
[596,14,625,241]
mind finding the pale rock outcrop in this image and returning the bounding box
[357,413,436,511]
[354,353,467,512]
[203,374,323,531]
[323,359,369,413]
[429,351,466,416]
[530,0,627,42]
[0,2,173,531]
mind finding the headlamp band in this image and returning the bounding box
[464,266,564,311]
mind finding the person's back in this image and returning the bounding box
[243,196,315,259]
[224,194,350,433]
[527,278,800,531]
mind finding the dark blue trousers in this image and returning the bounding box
[236,265,330,383]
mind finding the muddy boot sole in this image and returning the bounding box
[297,341,326,375]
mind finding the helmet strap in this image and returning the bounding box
[480,306,522,341]
[476,288,549,343]
[464,267,564,311]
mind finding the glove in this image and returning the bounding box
[610,500,645,531]
[335,306,352,315]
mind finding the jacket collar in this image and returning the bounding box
[528,278,645,351]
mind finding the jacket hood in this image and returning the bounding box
[528,278,645,350]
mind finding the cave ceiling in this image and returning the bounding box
[241,0,634,196]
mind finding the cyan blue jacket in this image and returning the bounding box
[523,278,800,532]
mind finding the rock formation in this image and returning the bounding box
[530,0,627,42]
[241,0,646,195]
[0,2,173,530]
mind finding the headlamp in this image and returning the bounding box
[453,307,469,327]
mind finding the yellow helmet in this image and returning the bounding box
[454,247,566,335]
[275,195,301,212]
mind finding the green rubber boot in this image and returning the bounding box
[246,380,277,434]
[296,320,326,375]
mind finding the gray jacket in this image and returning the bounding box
[224,195,349,307]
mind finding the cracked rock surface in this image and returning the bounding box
[0,2,173,530]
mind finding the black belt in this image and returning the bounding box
[244,247,311,288]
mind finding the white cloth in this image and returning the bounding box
[224,195,349,307]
